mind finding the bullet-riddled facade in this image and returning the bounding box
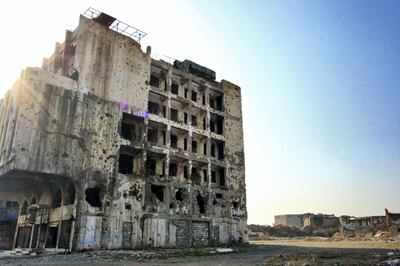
[0,11,247,250]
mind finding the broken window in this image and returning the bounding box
[148,101,159,115]
[191,115,197,127]
[211,171,216,183]
[150,75,160,87]
[85,187,102,207]
[191,91,197,102]
[151,185,164,202]
[218,142,224,160]
[171,83,179,95]
[121,122,134,141]
[170,134,178,149]
[148,128,158,143]
[169,163,177,177]
[119,153,133,174]
[192,140,198,153]
[146,158,156,176]
[171,109,178,122]
[216,95,223,110]
[196,194,206,214]
[210,114,224,134]
[219,168,225,186]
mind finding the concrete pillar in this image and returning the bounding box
[55,191,64,250]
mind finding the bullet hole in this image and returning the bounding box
[125,203,132,210]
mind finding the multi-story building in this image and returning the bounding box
[0,8,247,250]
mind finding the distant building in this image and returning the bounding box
[274,213,313,229]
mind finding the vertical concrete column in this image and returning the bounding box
[165,124,171,180]
[12,207,21,250]
[55,190,64,250]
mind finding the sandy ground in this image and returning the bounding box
[1,239,400,265]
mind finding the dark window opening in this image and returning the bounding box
[203,118,206,130]
[210,121,215,133]
[162,131,166,145]
[216,95,223,111]
[196,194,206,214]
[184,138,187,151]
[184,88,188,98]
[191,115,197,127]
[171,83,179,95]
[146,158,156,176]
[192,141,198,153]
[203,143,207,155]
[184,113,188,124]
[217,116,224,134]
[184,166,188,179]
[203,170,208,182]
[191,91,197,102]
[148,101,159,115]
[121,122,134,141]
[202,95,206,105]
[216,193,223,199]
[170,135,178,149]
[162,106,167,117]
[169,163,177,177]
[150,75,160,87]
[232,201,239,211]
[151,185,164,202]
[148,128,158,143]
[211,144,215,157]
[211,171,216,183]
[85,187,102,207]
[119,153,133,174]
[164,80,168,91]
[171,109,178,122]
[210,97,215,109]
[176,189,184,201]
[218,142,224,160]
[219,168,225,186]
[169,203,175,209]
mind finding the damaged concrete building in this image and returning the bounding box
[0,8,248,251]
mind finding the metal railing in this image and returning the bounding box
[82,7,147,43]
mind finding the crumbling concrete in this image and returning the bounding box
[0,10,247,251]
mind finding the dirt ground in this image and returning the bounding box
[1,239,400,265]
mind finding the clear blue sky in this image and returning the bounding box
[0,0,399,225]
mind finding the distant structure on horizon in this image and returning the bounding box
[0,8,247,251]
